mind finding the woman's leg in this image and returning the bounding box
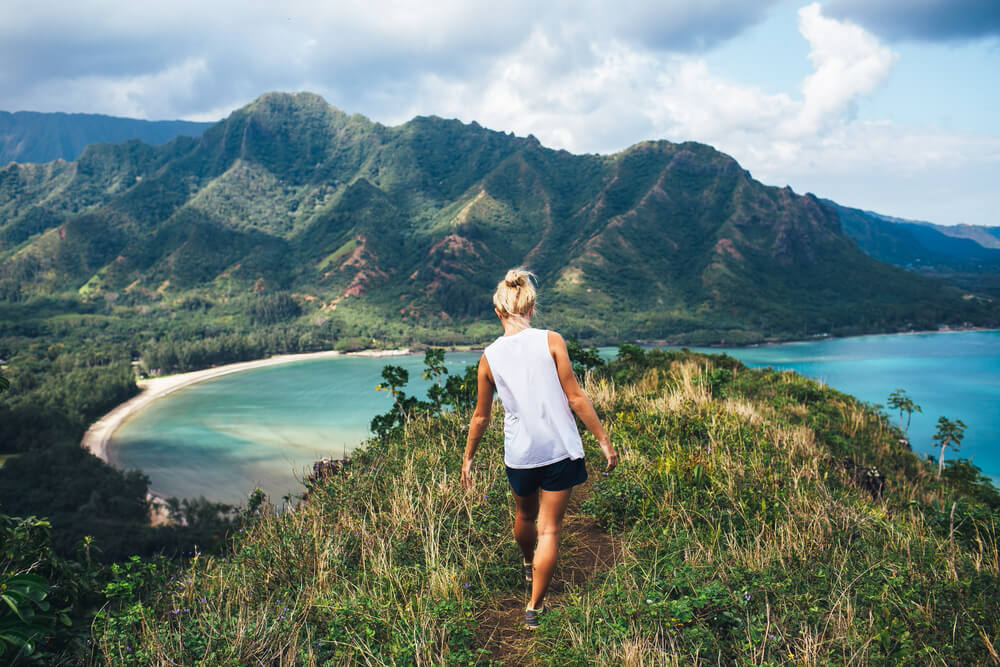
[529,488,572,609]
[512,490,539,564]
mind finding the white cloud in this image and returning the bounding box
[15,58,211,119]
[0,0,996,224]
[791,2,897,136]
[387,3,896,157]
[381,3,997,224]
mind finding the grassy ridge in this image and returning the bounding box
[92,351,999,664]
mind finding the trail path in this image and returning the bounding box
[475,474,618,665]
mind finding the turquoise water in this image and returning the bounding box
[686,331,1000,486]
[113,353,481,505]
[112,331,999,505]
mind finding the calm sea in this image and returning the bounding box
[111,331,999,505]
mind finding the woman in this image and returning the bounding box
[461,268,618,630]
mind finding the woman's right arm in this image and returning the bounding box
[461,355,495,488]
[549,331,618,474]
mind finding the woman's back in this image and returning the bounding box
[484,328,584,469]
[462,267,617,628]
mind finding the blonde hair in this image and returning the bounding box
[493,267,537,318]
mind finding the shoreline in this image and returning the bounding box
[637,325,1000,351]
[81,347,411,469]
[84,326,1000,468]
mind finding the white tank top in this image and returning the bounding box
[483,328,585,469]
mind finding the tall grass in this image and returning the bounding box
[546,356,1000,665]
[93,352,999,665]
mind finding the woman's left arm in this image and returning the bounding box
[462,355,495,488]
[549,331,618,473]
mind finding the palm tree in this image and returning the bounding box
[887,389,921,436]
[933,416,967,478]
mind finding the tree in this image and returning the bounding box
[422,348,447,409]
[371,365,420,440]
[422,348,447,384]
[933,416,967,478]
[442,363,478,411]
[886,389,921,436]
[376,365,410,412]
[566,337,605,378]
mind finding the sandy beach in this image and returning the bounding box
[81,347,411,467]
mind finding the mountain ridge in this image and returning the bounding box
[0,109,214,166]
[1,92,996,344]
[832,201,1000,296]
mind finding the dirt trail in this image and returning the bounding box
[475,475,618,665]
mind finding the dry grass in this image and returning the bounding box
[94,354,1000,665]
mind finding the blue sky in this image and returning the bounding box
[1,0,997,226]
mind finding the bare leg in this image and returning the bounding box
[529,488,572,610]
[512,491,539,564]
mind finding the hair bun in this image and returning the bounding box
[504,270,526,288]
[493,267,537,317]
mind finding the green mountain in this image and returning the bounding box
[0,110,214,166]
[1,92,996,344]
[832,202,1000,296]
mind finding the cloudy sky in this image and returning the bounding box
[2,0,997,226]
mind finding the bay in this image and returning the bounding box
[111,331,999,505]
[112,353,482,505]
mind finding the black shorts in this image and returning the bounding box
[506,457,588,497]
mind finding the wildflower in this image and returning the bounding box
[744,593,751,601]
[646,599,653,604]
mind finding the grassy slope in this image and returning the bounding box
[92,352,999,665]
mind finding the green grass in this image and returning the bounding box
[90,351,1000,664]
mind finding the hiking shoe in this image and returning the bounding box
[525,604,545,630]
[523,562,533,585]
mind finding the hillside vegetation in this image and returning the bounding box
[2,92,995,348]
[833,202,1000,297]
[79,349,1000,665]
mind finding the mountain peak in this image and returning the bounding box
[3,94,996,341]
[247,91,332,111]
[233,92,350,125]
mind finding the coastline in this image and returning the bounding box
[637,325,1000,351]
[85,327,1000,467]
[81,347,411,469]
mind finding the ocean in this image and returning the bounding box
[111,330,999,504]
